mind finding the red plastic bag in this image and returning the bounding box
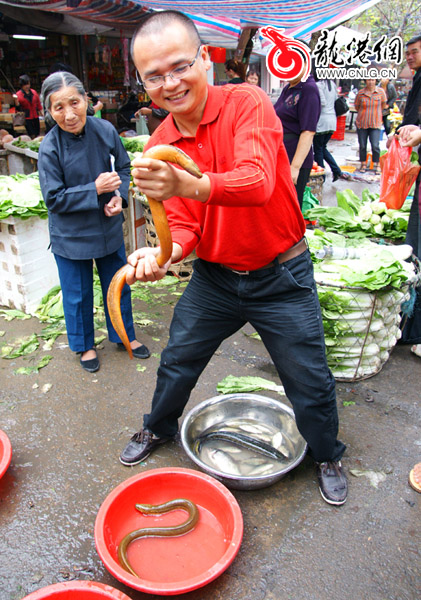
[379,137,420,209]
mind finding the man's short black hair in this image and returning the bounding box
[130,10,201,57]
[406,34,421,47]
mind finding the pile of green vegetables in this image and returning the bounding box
[0,172,47,220]
[304,188,410,240]
[306,229,414,290]
[306,229,415,380]
[1,274,185,374]
[11,137,43,153]
[120,134,149,156]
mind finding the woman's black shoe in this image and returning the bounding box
[117,343,150,359]
[80,350,100,373]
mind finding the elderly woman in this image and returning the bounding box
[354,79,387,174]
[38,72,150,372]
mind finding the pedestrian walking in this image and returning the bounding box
[313,78,351,182]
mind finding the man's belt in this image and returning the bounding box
[219,238,307,276]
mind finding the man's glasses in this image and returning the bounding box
[136,46,202,90]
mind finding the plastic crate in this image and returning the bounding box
[0,216,59,314]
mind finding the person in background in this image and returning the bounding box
[38,72,150,373]
[400,122,421,495]
[224,58,246,83]
[16,74,42,138]
[120,10,348,506]
[135,102,169,135]
[390,34,421,353]
[354,78,387,174]
[87,92,103,118]
[246,68,260,86]
[380,78,397,136]
[117,91,142,133]
[313,77,351,183]
[274,67,321,207]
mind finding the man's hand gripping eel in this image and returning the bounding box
[107,145,202,358]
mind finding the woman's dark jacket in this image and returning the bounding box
[38,116,131,260]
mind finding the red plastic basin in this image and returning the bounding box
[0,429,12,479]
[21,580,132,599]
[95,467,243,595]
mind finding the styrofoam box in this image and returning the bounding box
[0,216,59,314]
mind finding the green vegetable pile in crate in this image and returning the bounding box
[120,134,149,155]
[0,172,47,220]
[304,188,410,241]
[11,137,43,153]
[306,229,418,381]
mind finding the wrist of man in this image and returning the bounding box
[171,243,183,263]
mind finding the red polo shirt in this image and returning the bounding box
[145,84,305,271]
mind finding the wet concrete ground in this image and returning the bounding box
[1,132,420,600]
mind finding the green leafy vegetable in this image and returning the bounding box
[14,354,52,375]
[0,172,47,220]
[11,137,42,152]
[0,308,31,321]
[1,333,39,358]
[217,375,285,395]
[304,188,410,241]
[120,135,149,153]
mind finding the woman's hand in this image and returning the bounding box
[95,171,122,195]
[125,247,171,283]
[290,164,299,184]
[104,195,122,217]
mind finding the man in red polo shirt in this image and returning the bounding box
[119,10,348,505]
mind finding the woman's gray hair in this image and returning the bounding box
[41,71,86,112]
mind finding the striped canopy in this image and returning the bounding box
[0,0,380,45]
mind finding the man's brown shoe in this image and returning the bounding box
[316,461,348,505]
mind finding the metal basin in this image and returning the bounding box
[181,393,307,490]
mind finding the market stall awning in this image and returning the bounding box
[0,1,242,46]
[0,0,381,45]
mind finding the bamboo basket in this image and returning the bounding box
[137,191,196,282]
[308,173,324,205]
[315,276,413,382]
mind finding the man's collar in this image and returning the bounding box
[157,85,221,143]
